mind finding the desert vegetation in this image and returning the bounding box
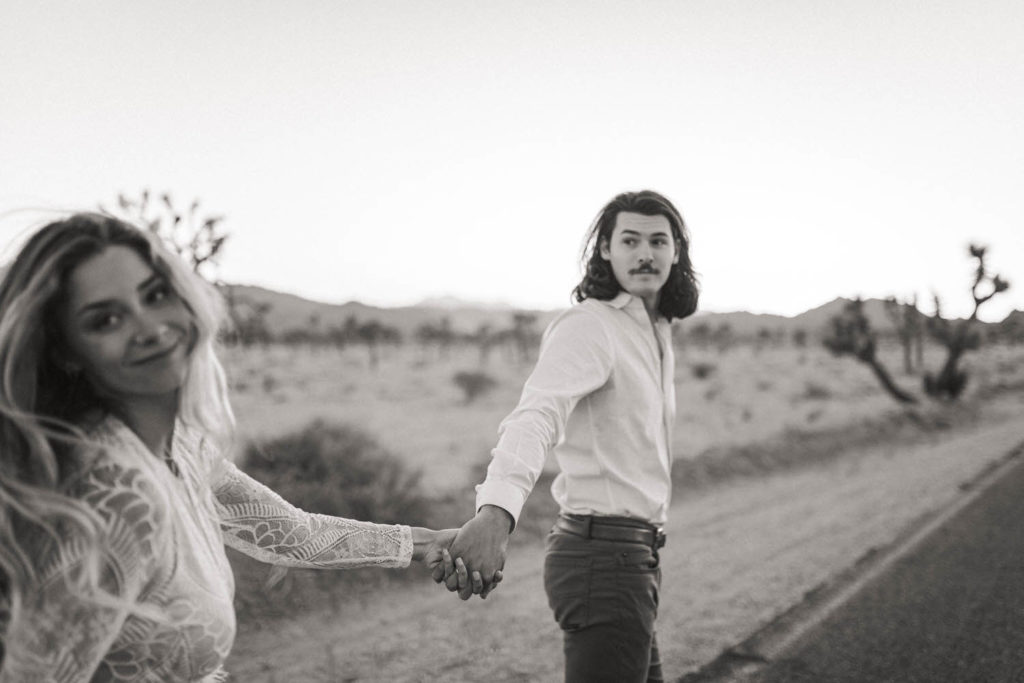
[220,331,1024,632]
[823,244,1012,404]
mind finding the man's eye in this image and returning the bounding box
[623,238,637,246]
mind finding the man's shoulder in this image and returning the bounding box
[542,300,621,349]
[551,299,615,327]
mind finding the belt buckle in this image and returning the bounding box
[655,529,666,549]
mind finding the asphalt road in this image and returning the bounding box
[694,451,1024,683]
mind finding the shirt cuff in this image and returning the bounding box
[474,479,526,530]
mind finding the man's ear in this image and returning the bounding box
[599,238,611,261]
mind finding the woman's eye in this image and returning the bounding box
[90,313,122,331]
[147,284,173,304]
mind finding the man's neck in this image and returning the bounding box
[640,294,661,324]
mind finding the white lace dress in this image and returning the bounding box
[0,416,413,682]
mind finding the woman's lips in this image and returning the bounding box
[131,339,181,365]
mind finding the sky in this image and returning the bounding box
[1,1,1021,321]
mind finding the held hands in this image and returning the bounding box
[413,527,504,596]
[433,505,512,600]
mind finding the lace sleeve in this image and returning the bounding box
[211,460,413,569]
[1,465,161,683]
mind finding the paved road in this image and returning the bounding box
[683,449,1024,683]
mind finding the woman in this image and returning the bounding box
[0,213,463,682]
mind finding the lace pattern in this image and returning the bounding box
[0,416,414,682]
[213,459,413,569]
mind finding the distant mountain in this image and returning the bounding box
[225,284,558,338]
[1002,309,1024,325]
[681,309,793,340]
[792,297,896,335]
[217,285,1012,341]
[414,295,515,311]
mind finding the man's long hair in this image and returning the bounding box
[572,190,699,321]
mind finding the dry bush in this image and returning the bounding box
[690,362,717,380]
[240,419,432,525]
[801,382,833,401]
[453,370,498,404]
[230,421,442,623]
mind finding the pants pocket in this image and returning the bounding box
[544,552,591,632]
[618,546,660,570]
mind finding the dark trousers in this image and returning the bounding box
[543,527,663,683]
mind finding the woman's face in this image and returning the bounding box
[59,245,195,405]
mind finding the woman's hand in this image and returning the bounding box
[411,526,457,566]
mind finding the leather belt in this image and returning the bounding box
[555,514,666,549]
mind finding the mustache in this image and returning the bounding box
[629,265,660,275]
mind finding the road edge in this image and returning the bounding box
[677,438,1024,683]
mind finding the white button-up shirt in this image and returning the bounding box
[475,291,676,526]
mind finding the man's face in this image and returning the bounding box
[599,211,679,305]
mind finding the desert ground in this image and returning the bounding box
[219,338,1024,681]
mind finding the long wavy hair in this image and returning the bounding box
[0,212,234,624]
[572,190,699,321]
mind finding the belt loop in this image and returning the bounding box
[582,515,593,540]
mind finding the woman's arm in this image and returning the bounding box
[211,460,416,569]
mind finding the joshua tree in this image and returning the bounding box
[922,245,1010,400]
[823,244,1010,404]
[103,189,228,280]
[823,298,919,404]
[333,317,402,370]
[220,291,272,347]
[103,190,267,347]
[473,323,499,366]
[510,313,540,363]
[883,295,925,374]
[415,318,456,360]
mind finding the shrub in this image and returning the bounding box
[453,370,498,404]
[690,362,717,380]
[231,421,439,623]
[801,382,833,401]
[240,420,432,526]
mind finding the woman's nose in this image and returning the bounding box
[133,317,170,345]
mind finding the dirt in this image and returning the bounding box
[226,393,1024,682]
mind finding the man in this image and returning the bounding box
[439,190,699,682]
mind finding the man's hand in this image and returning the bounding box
[441,505,512,600]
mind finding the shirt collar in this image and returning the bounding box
[604,291,669,324]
